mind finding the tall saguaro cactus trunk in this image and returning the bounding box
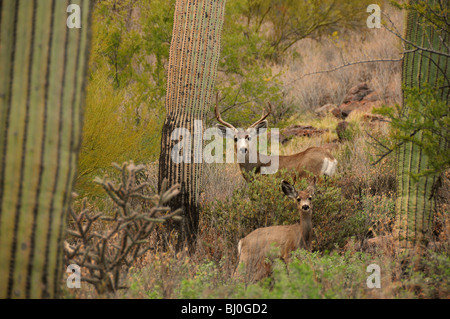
[396,0,449,252]
[158,0,226,246]
[0,0,92,298]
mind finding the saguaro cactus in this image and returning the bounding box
[0,0,92,298]
[158,0,227,245]
[396,0,449,251]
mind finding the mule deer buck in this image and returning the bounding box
[234,178,316,282]
[215,94,337,180]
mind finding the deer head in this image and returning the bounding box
[281,177,316,214]
[215,93,272,156]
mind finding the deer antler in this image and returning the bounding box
[214,93,236,129]
[249,102,272,128]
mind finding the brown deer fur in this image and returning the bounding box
[234,179,316,282]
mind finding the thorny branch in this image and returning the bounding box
[367,129,420,166]
[64,162,182,294]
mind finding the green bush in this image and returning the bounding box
[202,170,298,248]
[201,170,386,252]
[119,247,449,299]
[239,250,375,298]
[401,251,450,299]
[76,66,160,197]
[374,84,450,178]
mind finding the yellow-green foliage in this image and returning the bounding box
[76,65,161,196]
[76,2,165,197]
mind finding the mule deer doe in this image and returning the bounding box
[215,94,337,180]
[234,178,316,282]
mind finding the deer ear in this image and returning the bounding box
[216,124,235,139]
[306,176,317,196]
[281,180,297,199]
[253,120,268,135]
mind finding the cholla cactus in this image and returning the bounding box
[64,162,182,294]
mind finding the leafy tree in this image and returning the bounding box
[237,0,370,61]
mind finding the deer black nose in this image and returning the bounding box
[302,205,309,211]
[239,147,247,154]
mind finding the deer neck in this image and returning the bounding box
[238,151,273,173]
[298,211,312,249]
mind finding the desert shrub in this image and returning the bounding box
[399,251,450,299]
[242,248,448,299]
[76,64,161,197]
[65,162,182,294]
[338,120,361,142]
[177,259,238,299]
[121,249,241,299]
[311,178,359,251]
[231,0,369,62]
[127,249,192,299]
[239,250,376,298]
[360,194,395,235]
[201,170,299,248]
[118,245,449,299]
[201,169,386,252]
[337,128,397,200]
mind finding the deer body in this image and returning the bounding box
[237,147,337,178]
[214,95,337,180]
[234,179,316,282]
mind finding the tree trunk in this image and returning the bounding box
[0,0,92,298]
[396,0,449,251]
[158,0,226,247]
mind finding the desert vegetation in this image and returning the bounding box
[0,0,448,299]
[58,0,450,299]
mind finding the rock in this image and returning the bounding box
[332,83,380,119]
[342,82,373,103]
[315,103,337,117]
[340,102,360,118]
[282,125,329,138]
[272,125,329,144]
[331,107,345,119]
[364,91,379,102]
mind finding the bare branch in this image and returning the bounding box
[285,55,407,87]
[64,161,182,294]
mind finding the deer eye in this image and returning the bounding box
[234,137,238,142]
[308,197,312,200]
[297,198,301,202]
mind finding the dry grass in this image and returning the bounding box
[201,163,245,204]
[276,4,404,114]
